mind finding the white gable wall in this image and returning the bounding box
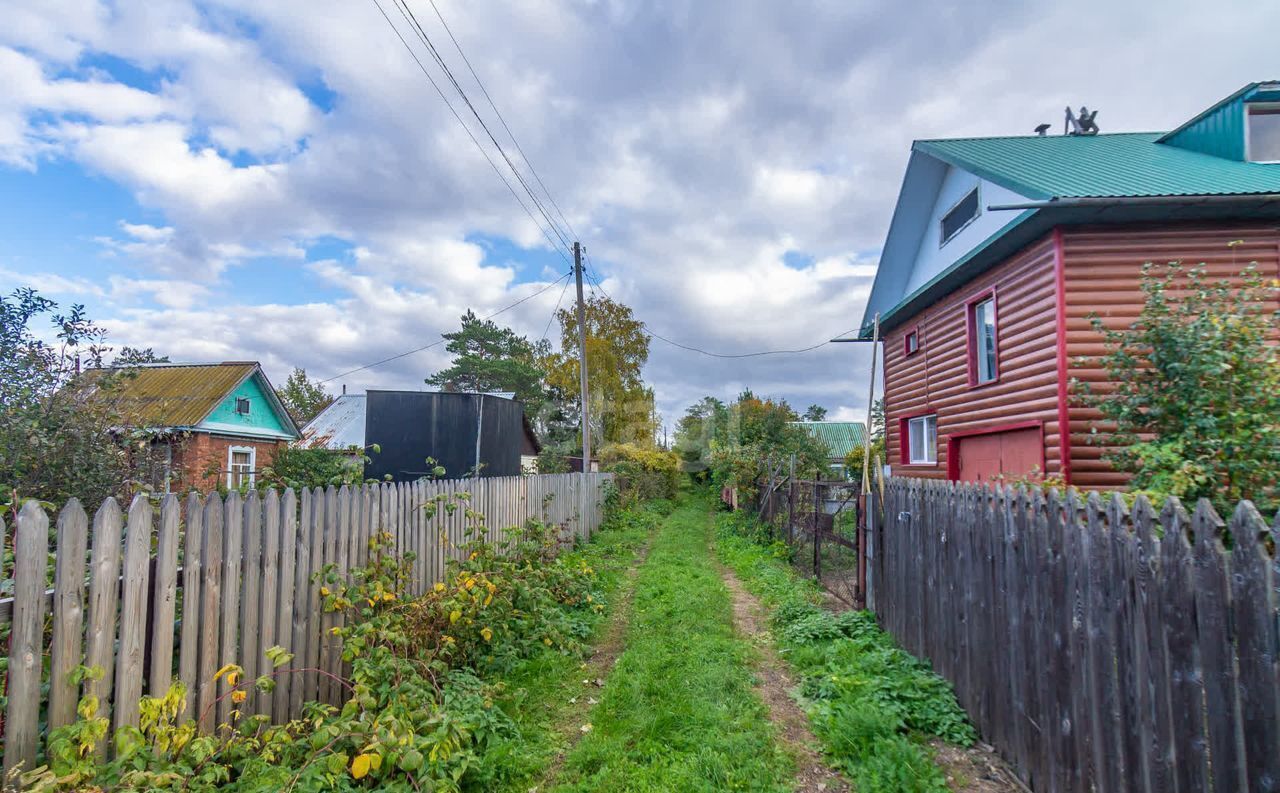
[904,166,1032,296]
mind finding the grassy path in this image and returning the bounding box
[548,495,794,792]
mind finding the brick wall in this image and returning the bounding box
[172,433,285,491]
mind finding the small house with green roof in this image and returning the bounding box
[790,421,867,479]
[861,81,1280,489]
[86,362,300,492]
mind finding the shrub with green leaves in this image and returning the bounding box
[1074,260,1279,514]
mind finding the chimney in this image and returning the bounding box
[342,384,347,395]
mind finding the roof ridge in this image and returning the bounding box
[916,131,1163,145]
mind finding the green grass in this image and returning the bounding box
[478,500,665,792]
[549,492,793,792]
[714,509,975,793]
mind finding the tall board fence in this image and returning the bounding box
[0,472,613,777]
[870,477,1280,793]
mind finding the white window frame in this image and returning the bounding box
[973,296,998,384]
[227,445,256,488]
[907,415,937,465]
[1245,102,1280,164]
[939,186,981,247]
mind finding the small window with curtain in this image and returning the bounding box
[907,415,937,464]
[969,295,998,384]
[228,447,255,488]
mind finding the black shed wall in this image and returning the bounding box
[364,391,525,482]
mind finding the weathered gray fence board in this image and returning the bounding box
[150,495,181,697]
[179,493,204,712]
[872,478,1278,793]
[217,492,243,727]
[196,495,224,733]
[84,499,123,754]
[48,501,89,732]
[259,489,281,717]
[238,491,263,713]
[273,488,297,719]
[4,503,50,776]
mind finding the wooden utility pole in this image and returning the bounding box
[573,242,591,472]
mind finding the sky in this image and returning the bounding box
[3,0,1278,433]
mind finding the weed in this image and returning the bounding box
[715,507,975,793]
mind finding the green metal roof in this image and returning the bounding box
[914,132,1280,201]
[791,421,867,460]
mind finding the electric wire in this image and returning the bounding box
[424,0,580,242]
[391,0,574,253]
[540,275,573,344]
[319,271,571,384]
[369,0,572,264]
[582,254,851,359]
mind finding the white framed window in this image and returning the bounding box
[227,446,256,488]
[235,397,251,415]
[940,187,980,245]
[907,415,937,464]
[1246,104,1280,163]
[970,296,998,384]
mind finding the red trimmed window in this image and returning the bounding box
[967,293,998,385]
[904,328,920,356]
[900,414,937,465]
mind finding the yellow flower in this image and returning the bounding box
[434,582,445,593]
[383,592,396,602]
[225,671,239,688]
[443,635,456,644]
[231,690,247,704]
[481,627,493,642]
[330,627,341,636]
[484,594,493,607]
[464,579,476,590]
[543,637,552,646]
[367,598,376,607]
[320,587,330,597]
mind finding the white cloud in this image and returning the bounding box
[2,0,1278,427]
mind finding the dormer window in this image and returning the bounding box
[940,188,979,245]
[1246,104,1280,162]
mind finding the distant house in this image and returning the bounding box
[791,421,866,479]
[297,394,368,460]
[297,390,540,482]
[861,81,1280,487]
[87,362,300,492]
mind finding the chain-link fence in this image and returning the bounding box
[755,477,865,607]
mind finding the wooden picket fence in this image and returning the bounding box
[0,472,613,777]
[870,477,1280,793]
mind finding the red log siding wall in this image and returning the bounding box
[883,234,1062,481]
[1061,222,1280,490]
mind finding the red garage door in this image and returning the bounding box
[955,427,1042,483]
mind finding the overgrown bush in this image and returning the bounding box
[15,493,623,792]
[715,508,973,793]
[1074,261,1279,515]
[598,442,681,502]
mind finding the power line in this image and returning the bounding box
[390,0,574,253]
[369,0,571,263]
[319,271,571,384]
[424,0,580,242]
[540,275,573,343]
[581,254,850,359]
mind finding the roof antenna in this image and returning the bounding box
[1034,123,1051,137]
[1064,105,1100,136]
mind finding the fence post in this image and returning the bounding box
[48,500,89,732]
[812,481,821,580]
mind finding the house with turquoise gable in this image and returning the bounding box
[86,361,300,492]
